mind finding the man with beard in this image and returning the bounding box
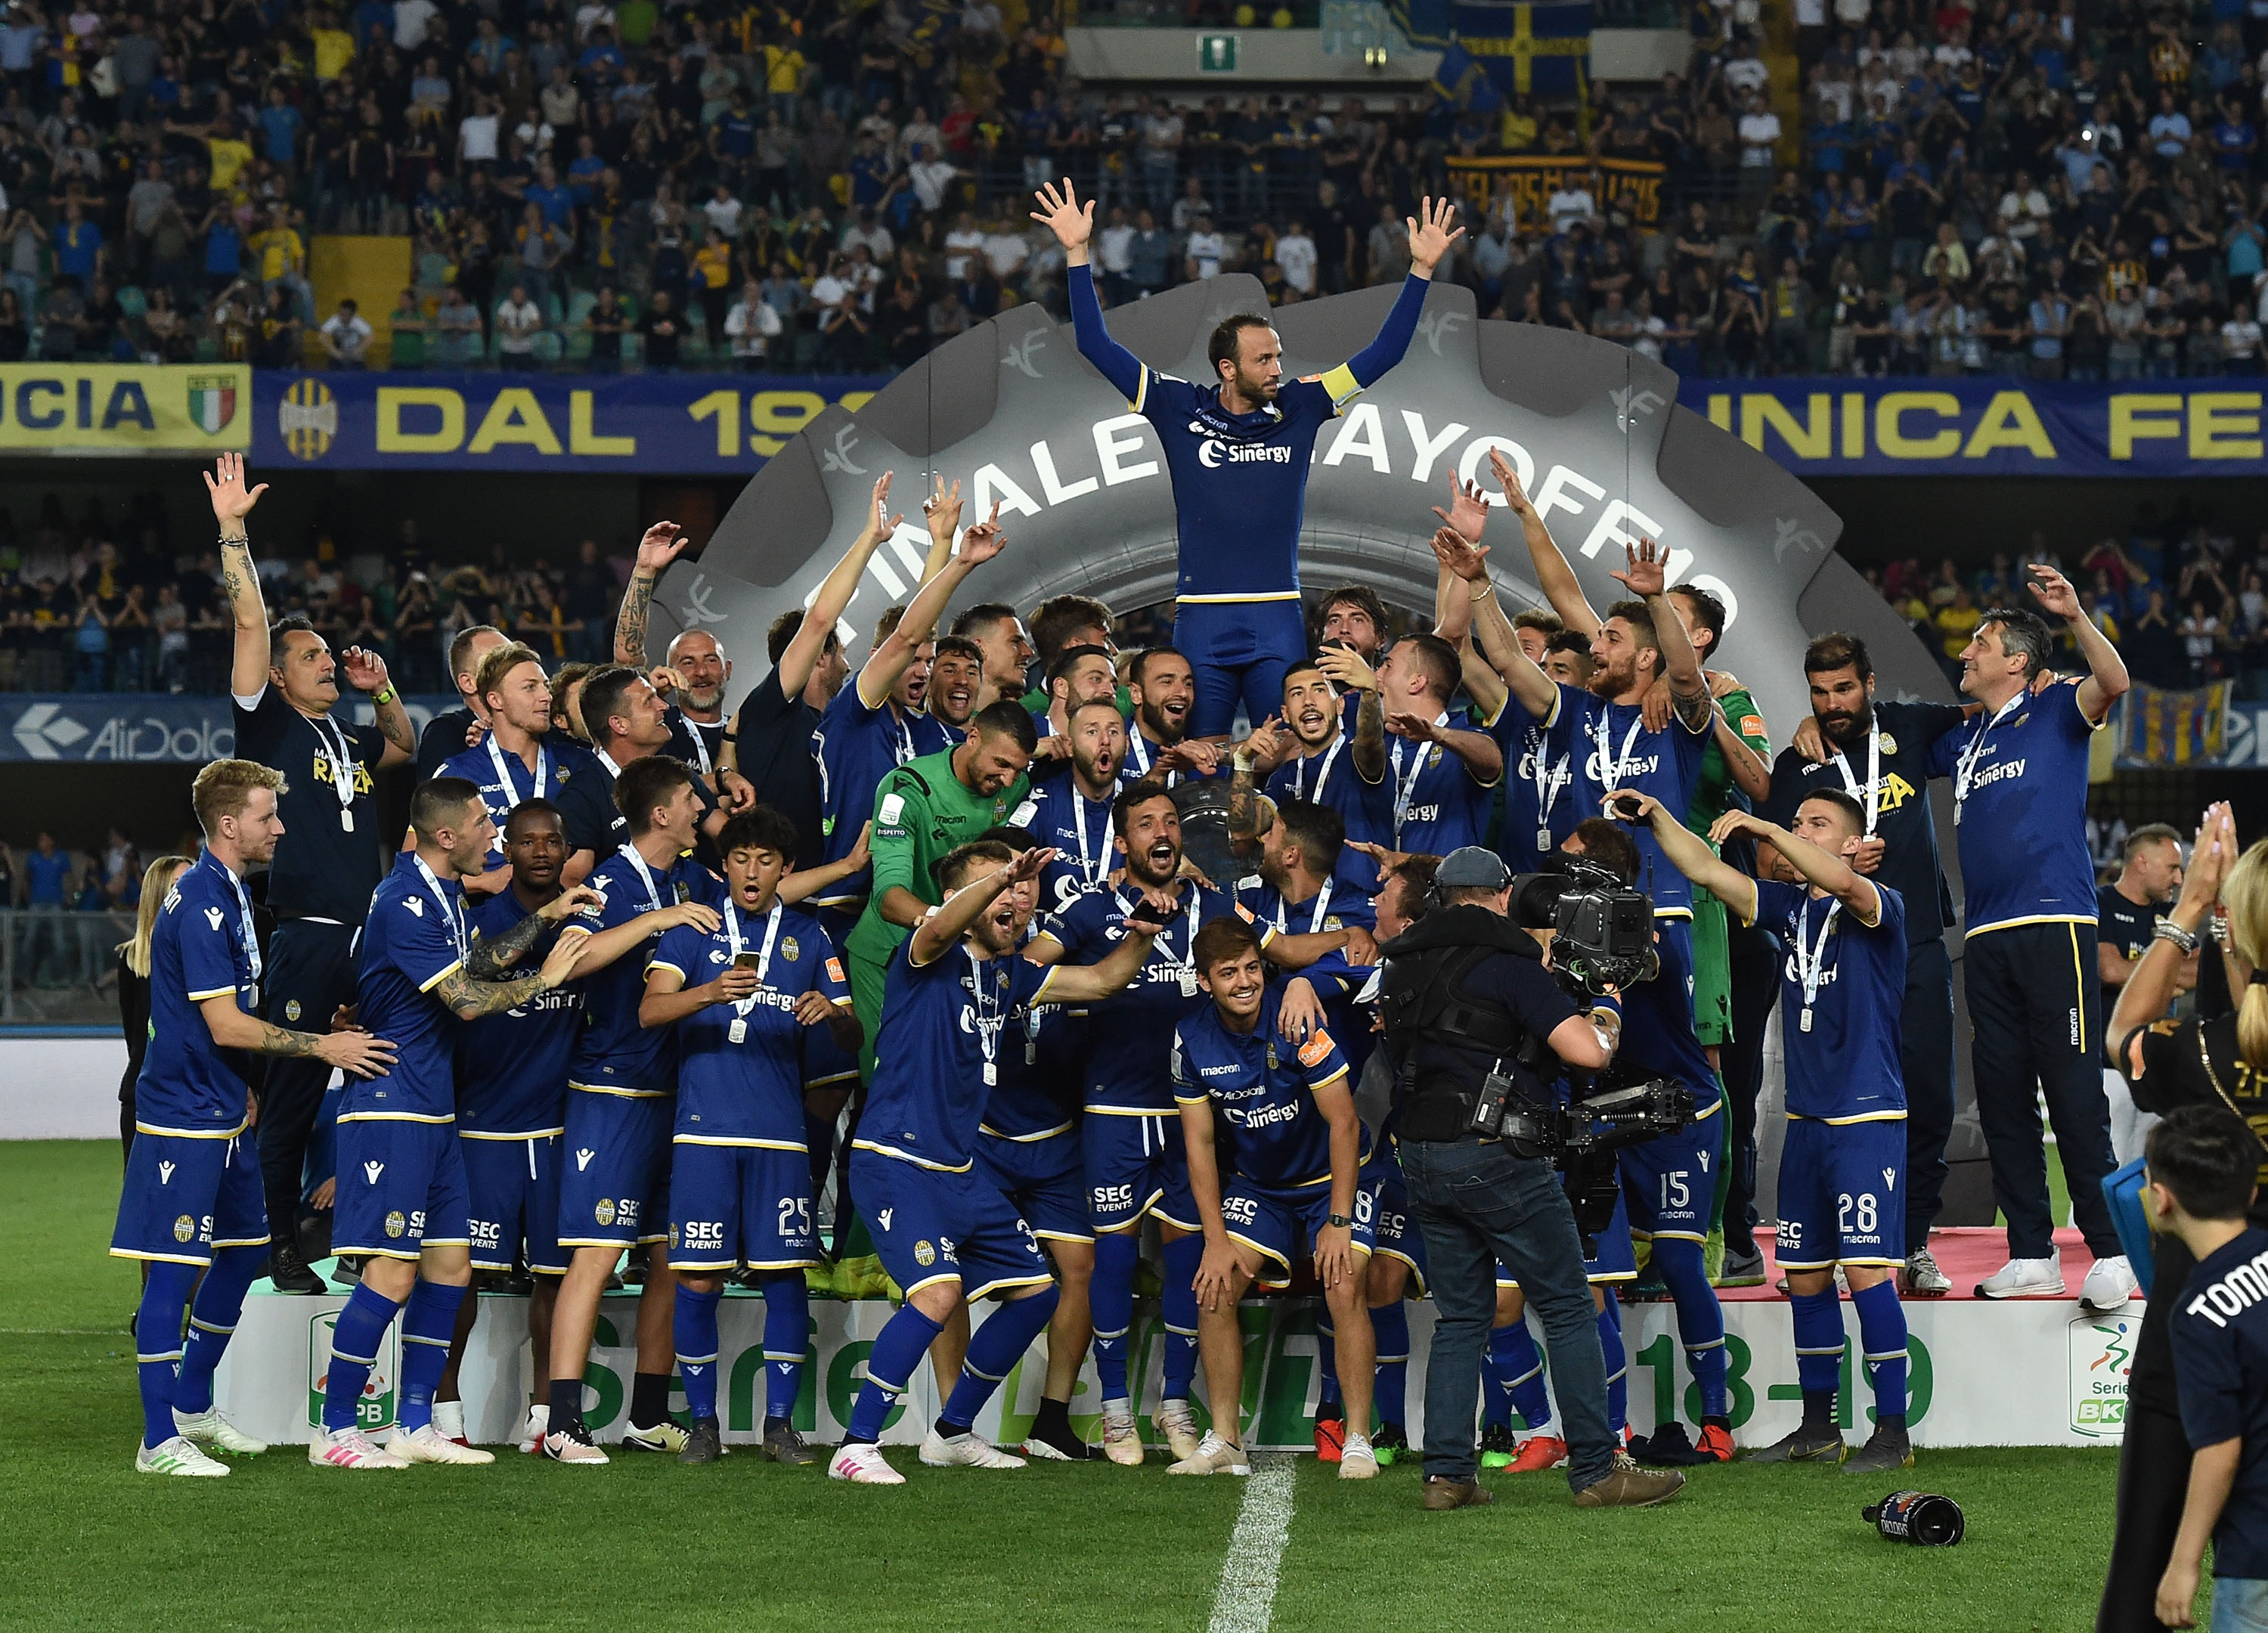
[1311,586,1389,666]
[437,643,599,899]
[949,600,1038,712]
[1120,647,1219,787]
[1031,643,1122,752]
[613,522,756,810]
[1017,696,1127,913]
[1231,661,1382,898]
[925,637,987,741]
[1765,632,1968,1298]
[1319,631,1502,858]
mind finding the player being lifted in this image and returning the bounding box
[1032,178,1463,741]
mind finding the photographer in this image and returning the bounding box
[1380,844,1685,1513]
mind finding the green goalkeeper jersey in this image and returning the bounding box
[844,745,1029,967]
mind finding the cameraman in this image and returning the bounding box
[1381,844,1686,1512]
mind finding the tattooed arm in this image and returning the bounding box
[463,885,603,978]
[436,930,587,1020]
[199,996,398,1076]
[614,522,686,668]
[206,453,273,701]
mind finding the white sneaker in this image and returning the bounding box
[1975,1256,2068,1299]
[430,1399,468,1446]
[172,1406,268,1455]
[2080,1254,2138,1313]
[1156,1398,1204,1462]
[308,1425,408,1469]
[1167,1430,1251,1477]
[391,1423,497,1465]
[1100,1402,1145,1467]
[621,1419,689,1455]
[829,1442,906,1484]
[136,1435,231,1477]
[919,1428,1027,1468]
[1901,1247,1952,1298]
[1339,1431,1378,1480]
[518,1404,550,1455]
[541,1425,609,1464]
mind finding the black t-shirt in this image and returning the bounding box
[1762,699,1966,946]
[2119,1013,2268,1415]
[728,668,823,864]
[1387,930,1580,1136]
[232,685,386,922]
[415,703,478,782]
[2096,883,2160,1060]
[662,704,726,779]
[556,748,720,862]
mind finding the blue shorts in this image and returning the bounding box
[1173,597,1309,741]
[461,1133,568,1275]
[668,1142,819,1272]
[1362,1145,1427,1293]
[1083,1111,1196,1234]
[559,1090,671,1249]
[974,1129,1094,1244]
[1493,1182,1635,1287]
[1223,1175,1380,1291]
[1621,1098,1724,1245]
[111,1126,268,1265]
[333,1117,470,1260]
[850,1148,1052,1300]
[1774,1116,1908,1270]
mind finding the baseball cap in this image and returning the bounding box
[1435,846,1511,890]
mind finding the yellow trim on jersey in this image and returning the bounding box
[417,959,464,994]
[209,1233,271,1249]
[1176,590,1304,604]
[1034,1226,1098,1244]
[458,1126,565,1141]
[1653,906,1694,922]
[1309,1065,1351,1095]
[1085,1104,1178,1117]
[900,1269,963,1299]
[980,1120,1074,1142]
[1129,364,1150,415]
[1690,1098,1723,1120]
[806,1067,860,1089]
[1789,1110,1910,1125]
[850,1136,972,1173]
[111,1247,214,1266]
[1318,361,1362,407]
[568,1081,671,1098]
[135,1117,250,1140]
[187,983,243,1002]
[965,1270,1056,1300]
[648,959,689,981]
[1965,911,2096,938]
[337,1111,456,1124]
[671,1135,809,1151]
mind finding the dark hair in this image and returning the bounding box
[411,775,484,840]
[613,754,696,836]
[1670,581,1727,655]
[1568,816,1639,883]
[1802,631,1873,681]
[719,804,801,863]
[1112,778,1177,837]
[972,699,1040,753]
[1029,593,1114,667]
[931,634,984,667]
[1977,606,2053,677]
[503,797,564,837]
[1309,585,1387,649]
[1387,853,1440,922]
[935,838,1015,893]
[767,606,842,666]
[2145,1103,2263,1222]
[1798,786,1869,834]
[2124,823,2185,863]
[268,612,318,670]
[949,601,1020,641]
[1273,797,1345,877]
[1206,311,1275,382]
[1129,646,1188,691]
[1396,632,1462,700]
[1545,629,1593,666]
[1068,696,1125,731]
[1281,658,1330,694]
[579,664,643,742]
[1048,643,1113,688]
[975,824,1039,850]
[1193,913,1264,974]
[1603,599,1658,649]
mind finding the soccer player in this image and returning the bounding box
[1916,569,2133,1305]
[1318,632,1503,857]
[1631,788,1918,1473]
[113,759,397,1475]
[1768,633,1972,1297]
[1311,586,1390,667]
[541,755,730,1464]
[1231,661,1384,893]
[613,521,754,801]
[414,624,508,779]
[1030,643,1122,748]
[926,636,987,736]
[1173,915,1379,1477]
[948,602,1038,712]
[642,807,862,1466]
[209,453,417,1297]
[1121,647,1217,786]
[2097,824,2186,1164]
[315,776,589,1469]
[556,664,726,882]
[1018,696,1127,913]
[830,841,1170,1483]
[437,642,596,897]
[1034,178,1462,738]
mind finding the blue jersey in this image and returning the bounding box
[1040,879,1275,1115]
[1265,735,1385,897]
[1749,880,1909,1122]
[565,844,725,1093]
[1172,988,1356,1189]
[349,854,471,1122]
[1068,261,1426,605]
[981,944,1086,1142]
[2172,1227,2268,1582]
[1358,711,1498,855]
[436,737,596,868]
[1012,766,1120,916]
[135,848,262,1133]
[815,683,954,906]
[857,940,1061,1171]
[1565,684,1710,916]
[1489,687,1586,870]
[652,901,850,1145]
[1925,680,2102,937]
[457,889,581,1136]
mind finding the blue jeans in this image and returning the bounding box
[1400,1136,1613,1489]
[2217,1578,2268,1633]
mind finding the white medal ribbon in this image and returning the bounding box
[311,711,358,829]
[1389,723,1443,841]
[1272,885,1334,937]
[968,944,1004,1085]
[1951,693,2025,827]
[1533,733,1572,852]
[411,854,469,966]
[1123,883,1202,994]
[616,842,666,915]
[682,716,715,776]
[1792,894,1839,1034]
[1292,736,1343,802]
[215,852,263,994]
[723,899,782,1043]
[1127,730,1178,789]
[1830,722,1882,839]
[485,730,550,810]
[1591,706,1646,796]
[1069,784,1106,887]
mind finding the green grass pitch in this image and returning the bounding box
[0,1139,2119,1632]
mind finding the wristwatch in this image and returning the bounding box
[1326,1213,1353,1229]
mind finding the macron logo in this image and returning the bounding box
[404,897,425,918]
[575,1148,596,1171]
[157,1160,176,1185]
[877,1209,894,1232]
[204,906,225,931]
[363,1161,385,1184]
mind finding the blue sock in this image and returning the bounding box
[1090,1232,1139,1402]
[847,1303,944,1444]
[1160,1235,1203,1402]
[1314,1307,1342,1415]
[674,1284,723,1421]
[1597,1293,1627,1437]
[172,1245,262,1417]
[397,1280,464,1433]
[1371,1300,1409,1429]
[1654,1238,1727,1419]
[759,1272,810,1424]
[322,1281,403,1433]
[1487,1318,1551,1431]
[1790,1287,1845,1396]
[135,1261,199,1449]
[1851,1278,1910,1422]
[940,1287,1059,1434]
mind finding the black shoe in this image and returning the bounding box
[1841,1426,1914,1474]
[1746,1422,1847,1464]
[268,1243,327,1295]
[1478,1421,1517,1468]
[680,1418,723,1464]
[498,1269,535,1296]
[1372,1422,1410,1466]
[331,1254,364,1287]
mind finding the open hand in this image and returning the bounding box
[316,1028,398,1078]
[339,646,389,693]
[1029,178,1095,253]
[1429,524,1492,584]
[923,475,964,543]
[634,521,686,575]
[957,500,1007,566]
[1431,476,1489,544]
[865,471,899,539]
[204,451,266,528]
[1405,194,1464,277]
[1610,537,1670,600]
[2025,562,2082,622]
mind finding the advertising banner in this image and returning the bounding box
[0,693,457,763]
[0,363,249,453]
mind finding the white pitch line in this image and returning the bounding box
[1207,1452,1297,1633]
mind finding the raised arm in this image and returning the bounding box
[1490,449,1600,639]
[207,452,272,701]
[614,521,687,668]
[1613,538,1709,730]
[912,846,1056,965]
[2113,803,2232,1057]
[2026,562,2130,723]
[1317,643,1386,782]
[1709,806,1882,924]
[1033,179,1146,404]
[776,471,900,702]
[1625,791,1760,922]
[1038,897,1169,1003]
[856,487,1003,709]
[1430,518,1508,722]
[1331,197,1460,397]
[1430,525,1555,720]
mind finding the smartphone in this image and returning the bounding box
[1610,792,1647,821]
[733,951,761,969]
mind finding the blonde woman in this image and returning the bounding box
[115,854,192,1167]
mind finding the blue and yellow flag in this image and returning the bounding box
[1454,0,1593,98]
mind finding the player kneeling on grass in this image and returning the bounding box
[1173,916,1379,1479]
[1628,786,1916,1473]
[113,759,398,1475]
[641,807,863,1467]
[831,841,1172,1484]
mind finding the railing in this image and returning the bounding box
[1,908,135,1027]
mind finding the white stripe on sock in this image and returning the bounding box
[1207,1452,1296,1633]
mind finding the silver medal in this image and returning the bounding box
[1179,967,1198,998]
[1799,1008,1813,1033]
[1536,826,1551,852]
[982,1061,997,1086]
[728,1018,746,1044]
[340,808,354,832]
